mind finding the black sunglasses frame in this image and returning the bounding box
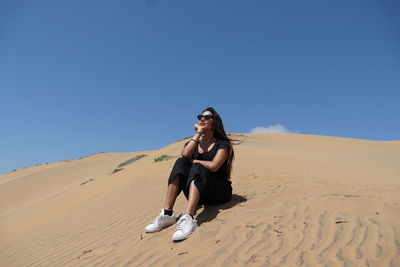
[197,114,214,121]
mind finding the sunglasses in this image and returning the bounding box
[197,114,214,121]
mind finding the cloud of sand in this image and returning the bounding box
[250,124,292,133]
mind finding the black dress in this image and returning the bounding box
[167,139,232,205]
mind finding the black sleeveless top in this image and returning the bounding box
[192,139,232,179]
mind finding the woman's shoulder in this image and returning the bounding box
[216,138,232,151]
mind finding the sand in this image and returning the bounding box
[1,133,399,266]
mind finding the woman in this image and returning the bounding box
[145,107,234,241]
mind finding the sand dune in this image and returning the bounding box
[1,133,399,266]
[0,152,143,218]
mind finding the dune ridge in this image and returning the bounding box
[1,133,399,266]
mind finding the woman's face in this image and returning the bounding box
[198,110,214,131]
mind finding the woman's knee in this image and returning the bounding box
[190,163,209,177]
[191,162,206,170]
[170,173,181,185]
[176,157,191,166]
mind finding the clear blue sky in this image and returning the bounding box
[1,0,399,174]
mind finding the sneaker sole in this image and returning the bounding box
[145,221,176,233]
[172,235,189,241]
[172,231,195,241]
[145,229,161,233]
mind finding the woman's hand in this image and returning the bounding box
[194,123,205,135]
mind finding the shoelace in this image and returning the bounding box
[153,214,165,225]
[176,216,191,231]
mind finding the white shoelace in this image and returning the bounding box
[153,214,165,225]
[176,216,192,231]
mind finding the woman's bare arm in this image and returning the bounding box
[181,132,202,159]
[192,149,229,172]
[181,122,205,159]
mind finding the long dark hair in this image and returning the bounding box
[202,107,235,180]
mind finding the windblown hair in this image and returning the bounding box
[202,107,235,180]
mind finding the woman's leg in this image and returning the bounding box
[163,174,181,211]
[185,180,200,215]
[171,180,199,241]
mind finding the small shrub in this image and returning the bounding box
[154,155,170,162]
[111,168,123,174]
[111,154,147,175]
[117,155,146,168]
[80,178,94,185]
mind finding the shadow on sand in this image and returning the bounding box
[195,194,247,226]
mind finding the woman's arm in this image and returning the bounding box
[181,123,204,159]
[181,133,201,159]
[192,148,229,172]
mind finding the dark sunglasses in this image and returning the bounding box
[197,114,214,121]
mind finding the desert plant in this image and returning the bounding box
[80,178,94,185]
[111,154,147,174]
[117,155,146,168]
[154,155,170,162]
[111,168,123,174]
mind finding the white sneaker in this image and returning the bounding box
[172,213,198,241]
[145,209,176,233]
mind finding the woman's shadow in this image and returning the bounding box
[195,193,247,226]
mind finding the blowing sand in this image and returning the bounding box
[1,133,399,266]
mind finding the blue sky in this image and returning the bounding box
[1,0,399,174]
